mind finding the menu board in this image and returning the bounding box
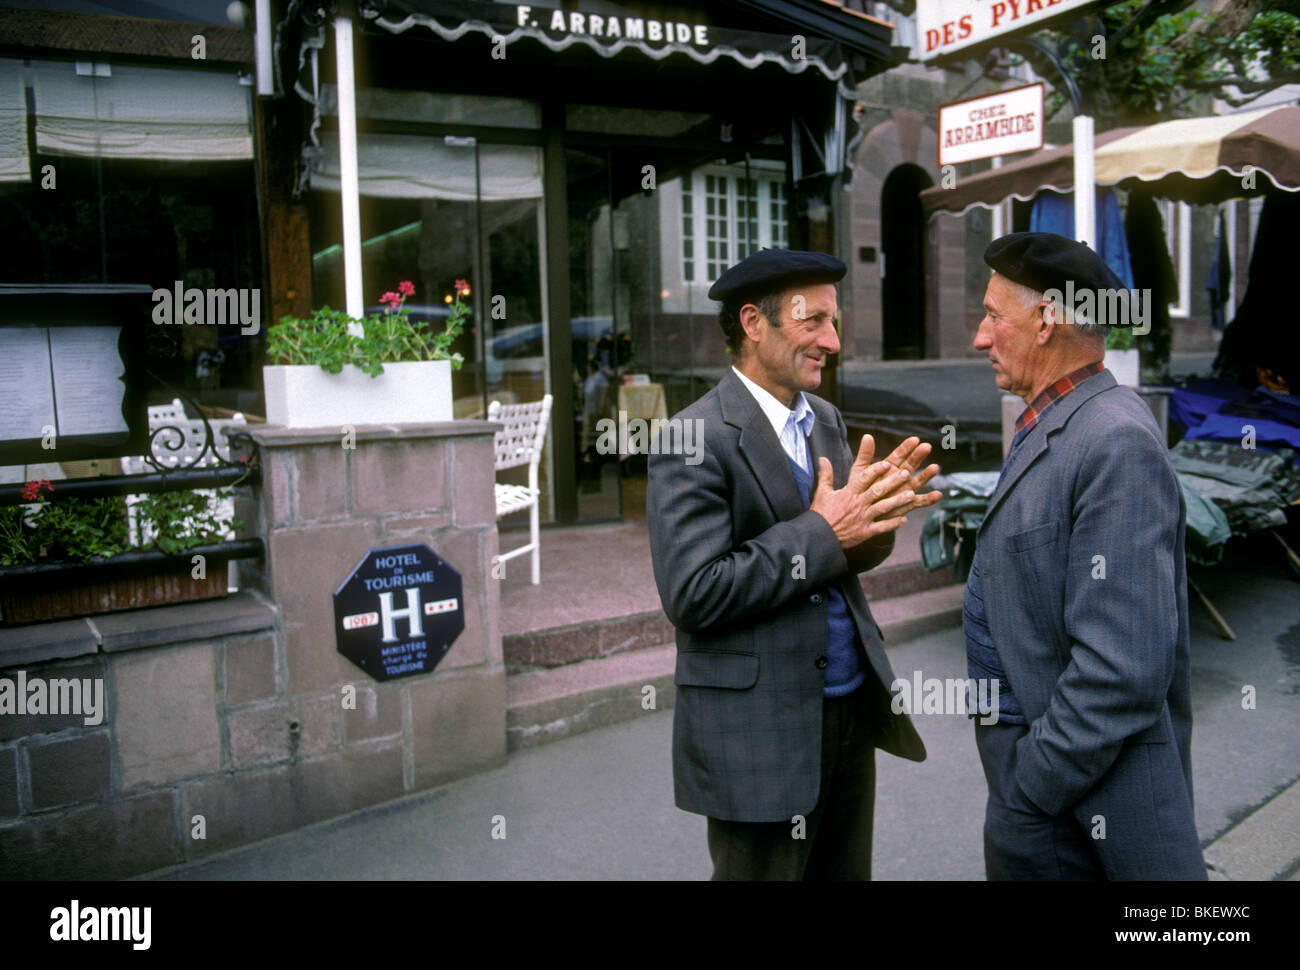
[0,284,152,464]
[0,327,129,441]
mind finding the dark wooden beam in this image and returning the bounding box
[541,99,576,524]
[254,95,312,332]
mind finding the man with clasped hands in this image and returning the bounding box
[646,248,941,880]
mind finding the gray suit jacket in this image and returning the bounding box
[977,369,1205,877]
[646,369,926,823]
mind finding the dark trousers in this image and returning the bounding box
[706,687,878,881]
[974,720,1106,880]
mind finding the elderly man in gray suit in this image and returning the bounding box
[646,248,941,880]
[968,232,1207,880]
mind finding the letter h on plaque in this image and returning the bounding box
[378,588,424,643]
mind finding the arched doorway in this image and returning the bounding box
[881,163,932,359]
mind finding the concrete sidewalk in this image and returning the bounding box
[144,566,1300,880]
[144,626,988,881]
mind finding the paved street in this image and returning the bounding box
[145,530,1299,881]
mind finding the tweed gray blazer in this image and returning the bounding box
[646,368,925,823]
[976,369,1204,877]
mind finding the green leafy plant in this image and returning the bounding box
[0,480,241,566]
[267,278,468,376]
[132,489,240,556]
[0,506,41,565]
[29,495,132,563]
[1038,0,1300,127]
[1106,324,1136,352]
[264,306,356,373]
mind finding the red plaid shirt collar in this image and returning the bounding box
[1013,360,1105,443]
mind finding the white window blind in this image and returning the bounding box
[310,133,543,201]
[31,60,252,161]
[0,59,29,182]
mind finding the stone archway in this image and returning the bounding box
[848,111,962,360]
[881,163,932,359]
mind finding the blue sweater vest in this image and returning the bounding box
[786,450,868,697]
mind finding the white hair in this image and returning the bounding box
[996,273,1104,340]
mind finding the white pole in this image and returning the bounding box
[990,156,1004,239]
[334,14,365,335]
[254,0,273,96]
[1072,114,1095,248]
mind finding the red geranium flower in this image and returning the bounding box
[454,279,470,296]
[20,478,52,502]
[398,280,415,297]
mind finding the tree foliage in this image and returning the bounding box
[1033,0,1300,126]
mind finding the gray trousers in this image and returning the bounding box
[706,686,878,881]
[975,719,1106,880]
[975,719,1207,880]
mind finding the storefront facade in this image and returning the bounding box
[0,0,908,878]
[1,0,902,523]
[265,0,902,524]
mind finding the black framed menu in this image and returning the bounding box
[0,284,152,465]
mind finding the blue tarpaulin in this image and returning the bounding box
[1173,378,1300,455]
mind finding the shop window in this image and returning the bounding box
[704,173,730,278]
[657,159,788,314]
[681,173,694,281]
[0,58,262,415]
[565,104,709,137]
[308,120,550,516]
[693,164,787,284]
[321,85,540,129]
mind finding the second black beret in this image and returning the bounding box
[984,231,1124,298]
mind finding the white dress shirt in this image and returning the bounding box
[731,366,815,476]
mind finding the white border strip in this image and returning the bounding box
[928,163,1300,219]
[373,12,849,82]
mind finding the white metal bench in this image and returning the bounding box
[488,394,552,585]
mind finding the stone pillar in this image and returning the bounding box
[0,421,505,878]
[247,420,505,802]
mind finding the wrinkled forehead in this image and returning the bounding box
[772,280,839,318]
[983,271,1033,309]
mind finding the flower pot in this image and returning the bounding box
[1104,348,1140,388]
[262,360,454,428]
[0,558,229,625]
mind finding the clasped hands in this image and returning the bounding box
[810,435,942,549]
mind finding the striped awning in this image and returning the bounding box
[367,0,883,84]
[922,105,1300,216]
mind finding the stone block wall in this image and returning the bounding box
[0,421,504,879]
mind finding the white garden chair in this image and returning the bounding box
[123,409,248,590]
[146,398,187,425]
[488,394,552,585]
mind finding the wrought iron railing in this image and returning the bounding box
[0,384,265,575]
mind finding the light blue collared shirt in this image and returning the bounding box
[731,366,815,474]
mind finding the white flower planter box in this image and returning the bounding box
[1104,348,1140,388]
[263,361,454,428]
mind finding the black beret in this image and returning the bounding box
[984,231,1124,298]
[708,248,846,305]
